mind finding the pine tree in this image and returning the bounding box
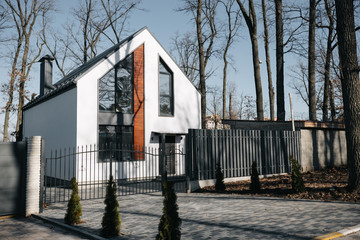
[157,180,181,240]
[64,177,82,225]
[290,156,306,193]
[215,163,226,192]
[250,161,261,193]
[101,175,121,238]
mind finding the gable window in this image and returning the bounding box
[159,59,173,116]
[99,125,133,161]
[99,54,133,113]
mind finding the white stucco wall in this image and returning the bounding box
[23,88,77,157]
[76,28,201,148]
[143,30,201,149]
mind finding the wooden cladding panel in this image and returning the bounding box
[133,45,144,159]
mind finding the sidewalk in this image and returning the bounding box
[38,193,360,239]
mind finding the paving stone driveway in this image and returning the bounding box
[0,216,85,240]
[39,193,360,240]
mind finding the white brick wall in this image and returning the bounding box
[25,136,42,216]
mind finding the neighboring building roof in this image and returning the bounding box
[23,27,147,110]
[222,119,345,131]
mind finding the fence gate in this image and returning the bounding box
[42,144,186,204]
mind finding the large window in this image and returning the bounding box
[99,125,133,161]
[159,59,173,116]
[99,54,133,113]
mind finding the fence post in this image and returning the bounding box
[24,136,42,217]
[39,139,45,213]
[160,134,167,195]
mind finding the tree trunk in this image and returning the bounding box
[236,0,264,121]
[322,0,335,122]
[3,37,23,142]
[222,49,228,119]
[228,92,232,119]
[196,0,207,129]
[308,0,317,121]
[251,32,264,121]
[16,34,31,141]
[275,0,285,121]
[262,0,275,121]
[329,79,336,121]
[335,0,360,192]
[322,26,333,122]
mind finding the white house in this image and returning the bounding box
[22,27,201,181]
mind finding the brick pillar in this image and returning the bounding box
[25,136,42,216]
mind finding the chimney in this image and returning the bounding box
[39,54,54,96]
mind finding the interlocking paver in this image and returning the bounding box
[0,216,88,239]
[38,192,360,239]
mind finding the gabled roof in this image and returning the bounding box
[23,26,200,111]
[23,27,148,110]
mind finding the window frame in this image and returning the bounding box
[98,54,134,114]
[98,125,135,162]
[158,58,174,117]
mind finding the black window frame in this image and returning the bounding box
[99,53,134,114]
[98,125,134,162]
[159,58,174,116]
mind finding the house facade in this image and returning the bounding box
[22,28,201,180]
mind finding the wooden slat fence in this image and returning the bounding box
[186,129,301,180]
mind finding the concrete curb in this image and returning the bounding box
[32,214,105,240]
[314,224,360,240]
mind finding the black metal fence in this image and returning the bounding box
[186,129,301,180]
[43,129,302,203]
[43,144,186,204]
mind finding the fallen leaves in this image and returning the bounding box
[197,166,360,202]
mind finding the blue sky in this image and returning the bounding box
[0,0,311,137]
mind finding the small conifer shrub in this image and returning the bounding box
[157,180,181,240]
[215,163,226,192]
[250,161,261,193]
[64,177,82,225]
[101,175,121,238]
[290,156,306,193]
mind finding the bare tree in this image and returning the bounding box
[220,0,240,119]
[43,0,140,75]
[262,0,275,121]
[308,0,319,121]
[171,32,199,85]
[274,0,285,121]
[227,82,238,120]
[180,0,219,128]
[2,0,54,141]
[318,0,336,122]
[335,0,360,192]
[289,62,323,112]
[99,0,139,45]
[236,0,264,121]
[242,95,256,120]
[2,3,23,142]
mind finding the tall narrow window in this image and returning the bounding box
[159,59,173,116]
[99,54,133,113]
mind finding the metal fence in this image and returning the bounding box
[186,129,301,180]
[43,144,186,204]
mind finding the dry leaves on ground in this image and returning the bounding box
[196,166,360,202]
